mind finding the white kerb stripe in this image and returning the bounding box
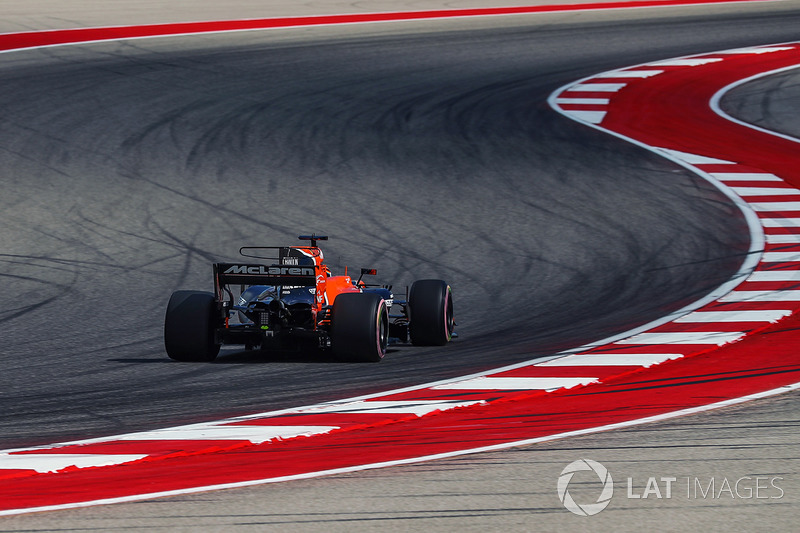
[555,97,609,105]
[431,377,597,391]
[568,83,626,92]
[294,400,483,416]
[730,187,800,196]
[717,47,794,54]
[710,173,783,182]
[748,270,800,281]
[766,234,800,244]
[647,58,722,66]
[537,353,682,367]
[762,252,800,262]
[563,110,606,124]
[750,202,800,212]
[657,148,733,165]
[720,291,800,303]
[594,69,663,78]
[616,331,744,346]
[0,453,148,473]
[116,425,338,444]
[762,218,800,228]
[675,310,792,323]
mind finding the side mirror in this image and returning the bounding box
[356,268,377,285]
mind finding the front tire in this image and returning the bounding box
[409,279,454,346]
[164,290,221,362]
[331,293,388,362]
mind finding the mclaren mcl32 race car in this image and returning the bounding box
[164,235,455,362]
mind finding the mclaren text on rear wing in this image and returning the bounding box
[214,263,317,289]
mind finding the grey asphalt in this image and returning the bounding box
[1,0,799,530]
[722,66,800,139]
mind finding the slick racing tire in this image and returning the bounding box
[164,290,221,362]
[331,293,388,362]
[409,279,454,346]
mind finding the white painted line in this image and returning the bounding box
[294,400,483,416]
[647,58,723,66]
[766,234,800,244]
[710,172,783,181]
[750,201,800,211]
[656,148,734,165]
[594,69,663,78]
[0,453,148,473]
[762,218,800,227]
[116,425,338,444]
[710,49,800,148]
[720,290,800,302]
[555,97,609,104]
[748,270,800,281]
[563,110,606,123]
[569,83,626,92]
[537,353,682,367]
[616,331,745,345]
[431,377,597,391]
[762,252,800,262]
[717,47,794,54]
[674,309,792,322]
[730,187,800,196]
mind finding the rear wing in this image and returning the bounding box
[213,241,323,300]
[213,262,317,301]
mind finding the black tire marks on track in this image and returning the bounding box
[3,11,800,448]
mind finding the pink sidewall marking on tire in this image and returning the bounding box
[2,5,800,517]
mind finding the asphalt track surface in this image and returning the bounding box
[1,0,800,530]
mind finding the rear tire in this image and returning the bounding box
[331,293,388,362]
[409,279,454,346]
[164,290,221,362]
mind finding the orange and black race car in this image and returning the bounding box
[164,235,454,362]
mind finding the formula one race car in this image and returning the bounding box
[164,235,454,362]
